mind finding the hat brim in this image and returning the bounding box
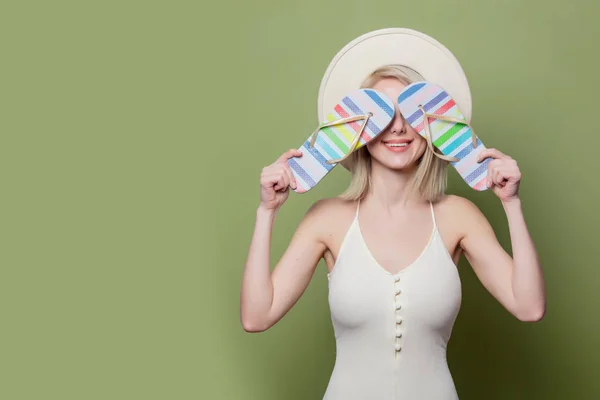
[317,28,472,170]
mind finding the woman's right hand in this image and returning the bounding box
[259,149,302,211]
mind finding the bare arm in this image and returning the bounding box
[241,204,326,332]
[459,198,546,321]
[459,148,546,322]
[240,149,326,332]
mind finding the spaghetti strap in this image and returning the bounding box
[429,201,437,230]
[355,200,361,219]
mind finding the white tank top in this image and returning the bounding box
[324,201,462,400]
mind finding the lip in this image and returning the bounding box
[382,139,412,153]
[382,139,412,144]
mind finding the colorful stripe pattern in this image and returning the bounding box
[287,89,395,193]
[397,82,490,191]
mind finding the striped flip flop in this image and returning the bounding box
[287,89,395,193]
[397,82,490,191]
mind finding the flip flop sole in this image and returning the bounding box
[288,89,395,193]
[398,82,490,191]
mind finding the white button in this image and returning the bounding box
[396,327,402,337]
[395,289,401,295]
[395,343,402,351]
[396,315,403,324]
[394,276,400,282]
[395,303,402,310]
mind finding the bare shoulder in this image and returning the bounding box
[304,196,356,225]
[434,194,487,235]
[435,194,480,214]
[300,196,357,242]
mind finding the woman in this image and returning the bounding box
[240,29,546,400]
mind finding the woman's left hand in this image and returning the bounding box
[477,148,521,202]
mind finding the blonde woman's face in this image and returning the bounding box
[366,78,427,170]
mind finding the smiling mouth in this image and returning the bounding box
[382,139,413,150]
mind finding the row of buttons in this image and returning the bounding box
[394,275,403,354]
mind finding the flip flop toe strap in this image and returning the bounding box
[417,105,478,163]
[309,113,373,165]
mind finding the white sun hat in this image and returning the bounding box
[317,28,473,126]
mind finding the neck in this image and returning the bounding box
[365,159,424,211]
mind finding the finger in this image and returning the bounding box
[495,168,513,188]
[485,158,503,187]
[504,161,522,182]
[273,174,289,192]
[284,165,297,190]
[261,165,278,178]
[261,164,288,179]
[488,159,501,170]
[281,171,291,190]
[497,166,521,184]
[494,169,505,186]
[260,173,281,189]
[487,172,494,188]
[477,148,511,163]
[488,160,518,182]
[487,168,503,188]
[273,169,290,191]
[261,171,287,187]
[276,148,303,163]
[276,166,291,189]
[486,162,496,188]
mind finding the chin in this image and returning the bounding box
[382,159,420,171]
[367,140,426,171]
[368,150,424,172]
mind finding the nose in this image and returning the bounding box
[390,107,406,135]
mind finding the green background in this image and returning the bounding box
[2,0,599,399]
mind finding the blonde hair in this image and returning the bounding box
[339,65,448,202]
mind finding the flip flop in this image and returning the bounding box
[287,89,395,193]
[397,82,490,191]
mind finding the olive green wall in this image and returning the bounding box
[3,0,599,399]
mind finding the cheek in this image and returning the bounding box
[413,137,427,157]
[366,140,380,154]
